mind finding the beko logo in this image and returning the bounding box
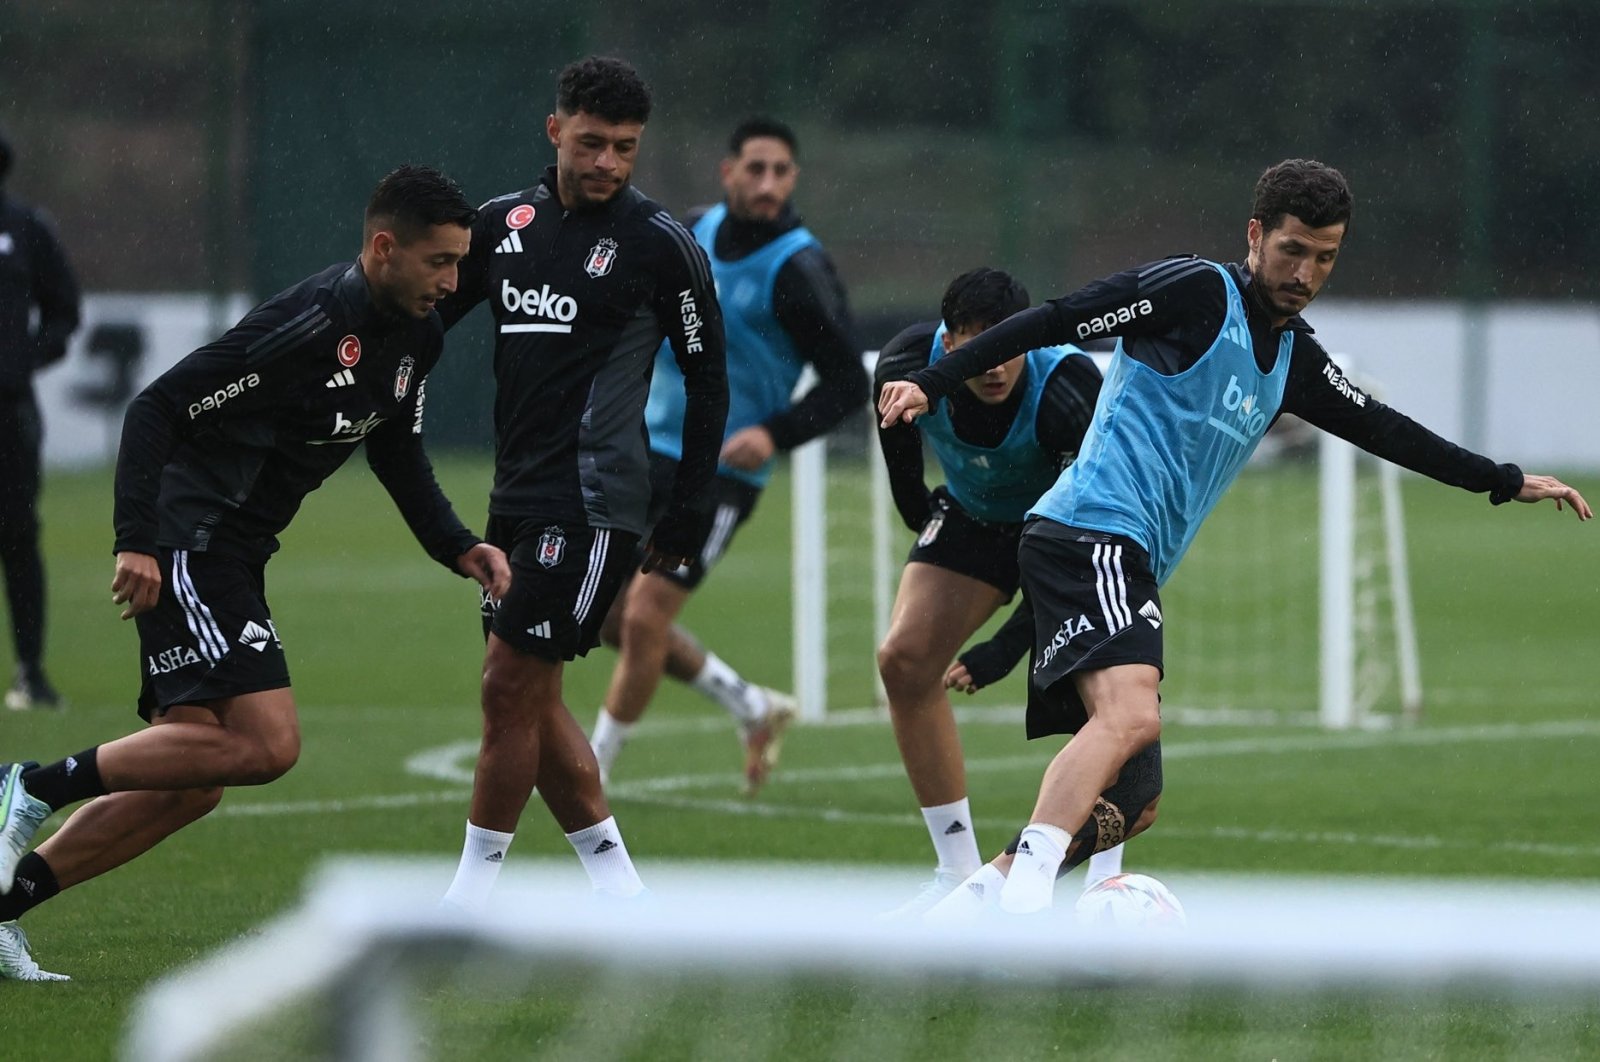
[499,280,577,334]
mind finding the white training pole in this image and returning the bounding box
[792,436,828,722]
[1379,459,1424,721]
[1319,432,1356,730]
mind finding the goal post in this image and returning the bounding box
[793,352,1423,728]
[125,858,1600,1062]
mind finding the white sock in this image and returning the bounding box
[924,864,1006,924]
[442,822,515,913]
[565,815,645,896]
[999,823,1071,914]
[921,798,982,878]
[690,651,764,725]
[590,708,634,780]
[1083,843,1125,890]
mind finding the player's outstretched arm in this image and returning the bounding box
[877,380,930,427]
[1515,474,1593,520]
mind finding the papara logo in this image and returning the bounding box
[188,373,261,419]
[499,280,577,334]
[1075,299,1153,340]
[678,289,706,354]
[1205,374,1270,444]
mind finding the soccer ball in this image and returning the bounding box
[1074,873,1186,930]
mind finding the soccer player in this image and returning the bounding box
[878,159,1592,918]
[435,57,728,911]
[591,116,866,796]
[0,165,511,979]
[0,127,81,711]
[872,267,1110,917]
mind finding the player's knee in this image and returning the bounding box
[246,733,299,784]
[618,601,670,653]
[173,786,225,822]
[876,637,938,700]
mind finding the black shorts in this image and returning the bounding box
[483,515,640,661]
[906,487,1023,597]
[642,453,762,591]
[135,549,289,721]
[1019,520,1164,738]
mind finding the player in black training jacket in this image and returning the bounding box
[0,166,511,981]
[0,128,81,711]
[436,57,728,911]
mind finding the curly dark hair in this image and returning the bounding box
[1252,158,1353,234]
[729,116,799,159]
[365,164,477,244]
[556,56,652,124]
[941,267,1031,333]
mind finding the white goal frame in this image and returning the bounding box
[792,352,1422,729]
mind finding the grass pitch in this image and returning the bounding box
[3,455,1597,1060]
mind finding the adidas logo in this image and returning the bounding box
[943,821,967,835]
[325,369,356,388]
[239,621,275,652]
[485,851,504,863]
[966,881,985,898]
[65,755,78,776]
[526,621,552,639]
[494,230,525,255]
[1017,840,1032,855]
[593,838,618,855]
[1139,599,1163,629]
[18,878,34,897]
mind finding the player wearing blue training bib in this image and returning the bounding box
[880,159,1591,920]
[873,268,1104,918]
[591,118,867,797]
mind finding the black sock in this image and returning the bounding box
[0,852,60,921]
[22,747,107,812]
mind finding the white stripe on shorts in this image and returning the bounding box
[1092,543,1131,633]
[700,503,740,569]
[572,529,611,625]
[172,550,228,665]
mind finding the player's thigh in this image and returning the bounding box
[884,562,1009,664]
[622,569,694,630]
[481,631,565,720]
[207,686,302,755]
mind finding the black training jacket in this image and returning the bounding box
[113,262,480,569]
[439,168,729,552]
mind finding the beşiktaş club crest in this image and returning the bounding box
[585,237,619,278]
[394,355,416,400]
[537,526,566,568]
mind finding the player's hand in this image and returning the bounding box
[1515,474,1593,520]
[457,543,512,600]
[720,426,776,471]
[111,551,162,620]
[878,380,930,428]
[640,545,691,575]
[945,661,980,695]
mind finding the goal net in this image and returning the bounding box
[792,355,1421,729]
[126,858,1600,1062]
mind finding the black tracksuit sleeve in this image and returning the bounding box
[1034,353,1103,458]
[364,379,483,573]
[873,324,938,532]
[906,259,1209,400]
[27,209,80,368]
[765,246,867,450]
[1282,337,1523,502]
[650,227,729,552]
[112,300,307,556]
[957,592,1035,689]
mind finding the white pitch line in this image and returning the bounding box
[202,719,1600,864]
